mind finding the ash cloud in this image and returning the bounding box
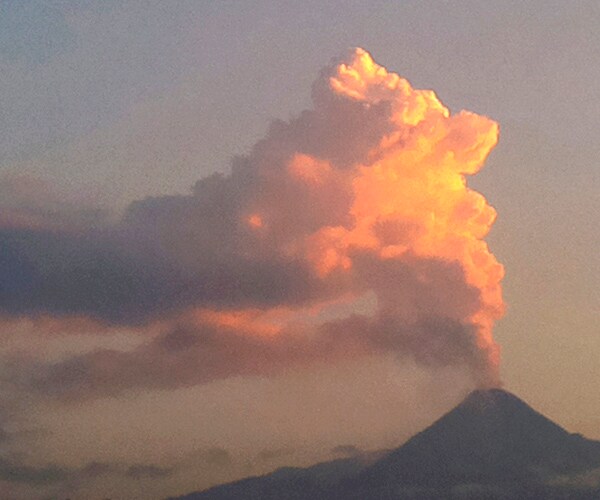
[1,48,504,396]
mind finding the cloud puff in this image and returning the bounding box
[1,48,504,396]
[0,173,108,231]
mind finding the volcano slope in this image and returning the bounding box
[174,389,600,499]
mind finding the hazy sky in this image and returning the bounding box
[1,1,599,498]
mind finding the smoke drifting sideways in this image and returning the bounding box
[0,48,504,399]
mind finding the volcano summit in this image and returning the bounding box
[175,389,600,499]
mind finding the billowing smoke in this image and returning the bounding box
[1,48,504,398]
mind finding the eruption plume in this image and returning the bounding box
[1,48,504,397]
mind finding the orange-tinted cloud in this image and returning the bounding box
[2,48,504,395]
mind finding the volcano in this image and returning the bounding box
[173,389,600,499]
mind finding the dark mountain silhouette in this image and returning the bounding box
[172,453,384,500]
[172,389,600,499]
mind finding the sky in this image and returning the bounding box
[0,1,599,498]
